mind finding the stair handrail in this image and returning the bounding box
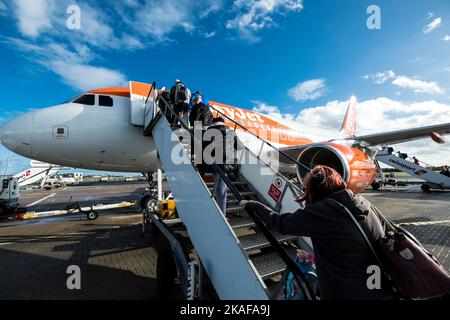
[153,93,316,300]
[404,156,435,169]
[209,104,311,173]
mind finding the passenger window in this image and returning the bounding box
[73,94,95,106]
[99,95,113,107]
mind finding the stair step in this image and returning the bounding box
[226,206,246,214]
[227,191,256,198]
[252,249,296,280]
[239,231,298,251]
[229,216,255,229]
[206,181,247,187]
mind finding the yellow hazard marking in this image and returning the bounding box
[22,214,38,219]
[118,202,135,207]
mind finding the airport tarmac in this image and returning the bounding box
[0,182,448,299]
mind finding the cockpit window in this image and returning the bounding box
[63,95,81,104]
[73,94,95,105]
[99,95,113,107]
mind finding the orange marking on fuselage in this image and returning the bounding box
[86,87,311,147]
[130,82,152,97]
[209,101,313,147]
[88,87,131,97]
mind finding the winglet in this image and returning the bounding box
[340,96,357,137]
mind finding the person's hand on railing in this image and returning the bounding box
[239,200,249,208]
[293,194,306,203]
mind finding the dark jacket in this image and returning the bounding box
[243,189,393,300]
[189,102,213,127]
[203,123,243,166]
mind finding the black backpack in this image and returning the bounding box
[176,84,188,104]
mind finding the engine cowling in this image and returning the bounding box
[296,143,377,193]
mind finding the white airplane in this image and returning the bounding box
[1,81,450,194]
[14,160,60,187]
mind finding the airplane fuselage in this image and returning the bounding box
[0,85,380,193]
[0,88,313,173]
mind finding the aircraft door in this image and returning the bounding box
[144,82,157,130]
[129,81,153,127]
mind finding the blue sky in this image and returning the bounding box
[0,0,449,174]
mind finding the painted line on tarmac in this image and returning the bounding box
[26,193,56,207]
[0,233,86,246]
[398,220,450,226]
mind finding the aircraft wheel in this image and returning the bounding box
[421,184,431,193]
[141,195,158,213]
[372,182,381,190]
[156,250,177,299]
[87,210,99,220]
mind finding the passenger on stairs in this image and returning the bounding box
[169,79,191,126]
[240,165,394,300]
[204,117,243,216]
[189,95,213,129]
[191,91,209,109]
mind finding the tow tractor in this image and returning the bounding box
[0,176,20,216]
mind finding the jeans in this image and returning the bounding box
[213,173,227,217]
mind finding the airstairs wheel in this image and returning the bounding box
[421,184,431,193]
[371,182,381,190]
[87,210,98,220]
[156,250,177,299]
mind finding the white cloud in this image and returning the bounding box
[253,98,450,166]
[203,31,217,38]
[6,1,141,91]
[446,67,450,72]
[253,101,288,119]
[364,70,396,84]
[132,1,195,42]
[392,76,444,94]
[408,57,436,65]
[50,62,127,91]
[364,71,445,95]
[288,79,327,102]
[423,17,442,34]
[13,0,54,38]
[199,0,223,18]
[123,0,222,44]
[226,0,304,42]
[6,37,127,91]
[443,35,450,42]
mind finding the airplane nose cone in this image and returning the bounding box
[0,112,33,158]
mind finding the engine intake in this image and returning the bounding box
[295,143,377,193]
[296,144,350,184]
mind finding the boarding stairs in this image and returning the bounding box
[139,83,314,300]
[15,164,60,188]
[375,146,450,191]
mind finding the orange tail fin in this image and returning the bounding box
[340,96,357,137]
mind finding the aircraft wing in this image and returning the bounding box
[351,122,450,146]
[278,122,450,163]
